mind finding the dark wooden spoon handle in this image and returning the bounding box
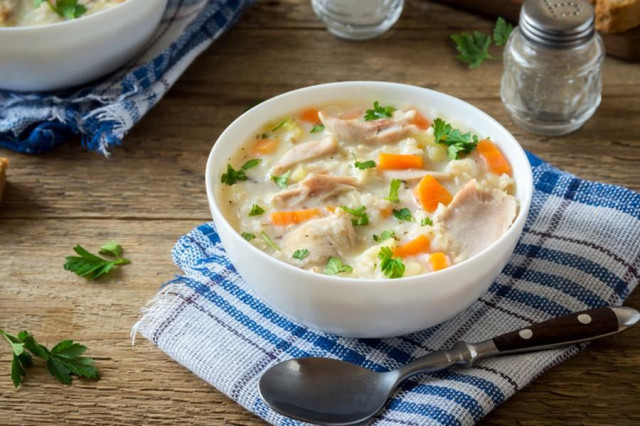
[493,307,621,353]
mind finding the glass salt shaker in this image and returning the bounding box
[311,0,404,41]
[500,0,605,136]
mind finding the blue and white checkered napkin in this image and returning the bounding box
[134,152,640,426]
[0,0,253,156]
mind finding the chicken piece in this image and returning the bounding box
[319,109,417,145]
[271,173,358,205]
[282,209,356,267]
[435,179,516,261]
[271,134,338,175]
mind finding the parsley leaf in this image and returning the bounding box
[310,123,325,133]
[364,101,396,121]
[1,329,99,387]
[393,208,413,222]
[324,257,353,275]
[292,249,309,260]
[241,232,256,241]
[451,31,493,69]
[64,242,130,280]
[271,170,291,189]
[341,206,369,226]
[373,230,395,243]
[421,217,433,226]
[355,159,376,170]
[493,17,513,47]
[271,118,289,132]
[241,159,261,170]
[384,179,402,203]
[221,164,247,186]
[261,232,281,251]
[431,118,479,160]
[249,204,265,216]
[36,0,87,19]
[378,247,405,279]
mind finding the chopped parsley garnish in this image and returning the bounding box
[64,241,130,280]
[221,164,247,186]
[324,257,353,275]
[341,206,369,226]
[384,179,402,203]
[421,217,433,226]
[310,123,325,133]
[292,249,309,260]
[241,232,256,241]
[248,204,265,216]
[393,208,413,222]
[271,118,289,132]
[364,101,396,121]
[1,329,99,387]
[355,159,376,170]
[35,0,87,20]
[261,232,280,251]
[241,159,261,170]
[378,247,405,279]
[373,230,395,243]
[271,170,291,189]
[432,118,479,160]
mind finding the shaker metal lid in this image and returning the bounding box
[520,0,595,48]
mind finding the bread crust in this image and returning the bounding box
[596,0,640,33]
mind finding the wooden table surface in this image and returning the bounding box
[1,1,639,424]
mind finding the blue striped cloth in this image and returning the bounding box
[0,0,254,156]
[134,152,640,425]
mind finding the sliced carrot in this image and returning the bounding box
[430,252,449,271]
[252,137,279,155]
[378,153,424,170]
[414,175,452,213]
[270,209,320,226]
[477,139,512,176]
[379,206,393,219]
[393,235,431,258]
[299,108,320,123]
[411,111,431,130]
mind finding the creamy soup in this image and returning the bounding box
[0,0,125,27]
[219,101,517,279]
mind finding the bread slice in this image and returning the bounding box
[0,157,8,202]
[596,0,640,33]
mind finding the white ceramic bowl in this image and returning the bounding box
[206,82,533,338]
[0,0,167,92]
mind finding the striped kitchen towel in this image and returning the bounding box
[0,0,254,156]
[133,152,640,426]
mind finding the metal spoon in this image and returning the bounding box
[259,306,639,425]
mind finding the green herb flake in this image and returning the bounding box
[36,0,87,19]
[324,257,353,275]
[421,217,434,226]
[354,160,376,170]
[378,247,406,279]
[432,118,479,160]
[271,118,289,132]
[393,208,413,222]
[64,242,130,280]
[241,232,256,241]
[384,179,402,203]
[221,164,247,186]
[248,204,265,216]
[292,249,309,260]
[341,206,370,226]
[364,101,396,121]
[241,159,261,170]
[261,232,281,251]
[271,170,291,189]
[310,123,325,133]
[373,230,396,243]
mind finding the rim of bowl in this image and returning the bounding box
[206,81,533,287]
[0,0,161,32]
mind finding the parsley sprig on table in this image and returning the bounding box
[64,241,130,280]
[364,101,396,121]
[451,17,513,69]
[34,0,87,20]
[1,329,99,388]
[432,118,479,160]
